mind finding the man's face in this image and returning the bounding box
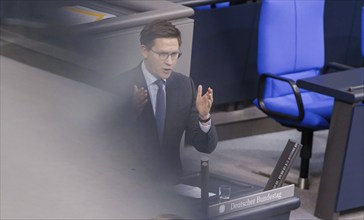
[141,38,180,80]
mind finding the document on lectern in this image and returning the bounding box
[208,184,295,218]
[173,184,216,199]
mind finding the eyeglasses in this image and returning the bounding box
[150,49,182,60]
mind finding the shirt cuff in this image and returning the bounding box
[199,119,211,133]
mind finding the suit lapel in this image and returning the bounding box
[133,65,159,144]
[165,74,179,138]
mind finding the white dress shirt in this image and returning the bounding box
[141,61,211,133]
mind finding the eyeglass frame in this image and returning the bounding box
[150,49,182,60]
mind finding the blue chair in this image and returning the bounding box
[193,1,230,11]
[254,0,333,189]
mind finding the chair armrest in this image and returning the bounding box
[323,62,354,73]
[257,73,305,122]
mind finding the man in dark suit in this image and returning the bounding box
[107,19,218,181]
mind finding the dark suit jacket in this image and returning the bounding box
[106,64,218,179]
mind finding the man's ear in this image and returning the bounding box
[140,45,148,59]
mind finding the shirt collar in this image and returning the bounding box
[141,61,166,86]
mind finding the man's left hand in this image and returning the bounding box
[196,85,213,120]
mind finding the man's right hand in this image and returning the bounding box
[133,85,148,117]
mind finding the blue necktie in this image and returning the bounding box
[155,79,166,144]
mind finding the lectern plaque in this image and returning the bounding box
[208,184,295,218]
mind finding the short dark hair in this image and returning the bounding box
[140,19,182,49]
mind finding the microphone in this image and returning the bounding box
[201,156,209,212]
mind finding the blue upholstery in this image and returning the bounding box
[215,2,230,8]
[194,5,211,10]
[254,0,333,188]
[255,0,333,130]
[193,2,230,11]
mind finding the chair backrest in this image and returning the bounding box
[258,0,325,98]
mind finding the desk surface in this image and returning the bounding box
[297,67,364,103]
